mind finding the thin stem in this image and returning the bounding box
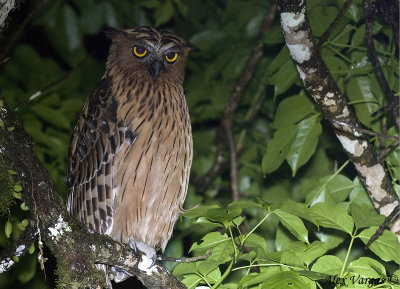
[326,46,353,63]
[324,42,393,56]
[228,225,238,260]
[317,0,353,49]
[313,160,351,198]
[232,263,294,271]
[348,99,380,105]
[340,233,356,277]
[242,211,272,245]
[211,260,234,289]
[198,272,212,287]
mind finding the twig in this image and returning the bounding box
[365,205,399,249]
[370,0,399,48]
[0,56,9,65]
[15,57,88,111]
[363,0,400,131]
[158,249,213,263]
[331,119,400,141]
[317,0,353,50]
[379,139,400,159]
[194,2,277,194]
[226,126,239,201]
[0,0,48,61]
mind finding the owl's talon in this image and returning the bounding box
[128,239,157,269]
[149,254,157,268]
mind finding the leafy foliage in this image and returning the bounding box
[0,0,398,288]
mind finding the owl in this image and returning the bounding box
[66,26,196,283]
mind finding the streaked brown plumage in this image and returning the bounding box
[66,26,195,283]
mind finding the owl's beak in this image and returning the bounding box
[149,61,163,81]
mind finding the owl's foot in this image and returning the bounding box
[109,266,132,283]
[129,239,157,269]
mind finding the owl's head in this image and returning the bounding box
[105,27,197,83]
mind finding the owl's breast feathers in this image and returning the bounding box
[67,73,192,251]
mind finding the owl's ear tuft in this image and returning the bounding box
[104,27,125,40]
[187,42,199,53]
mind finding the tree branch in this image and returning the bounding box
[276,0,400,236]
[0,0,48,61]
[0,94,185,288]
[193,2,277,194]
[316,0,353,50]
[363,0,400,130]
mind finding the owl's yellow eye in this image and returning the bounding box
[133,46,147,58]
[165,52,178,63]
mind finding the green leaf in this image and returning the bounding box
[206,205,242,227]
[351,24,366,47]
[239,270,280,288]
[14,254,37,284]
[28,244,35,254]
[272,94,315,129]
[287,118,322,176]
[154,0,174,26]
[183,205,219,218]
[197,260,219,277]
[140,0,160,9]
[295,270,329,281]
[261,25,284,44]
[350,202,385,228]
[180,274,202,289]
[244,233,267,253]
[309,203,354,234]
[314,230,347,250]
[266,46,289,76]
[295,241,330,266]
[5,220,12,238]
[358,227,400,264]
[274,210,309,243]
[262,125,298,175]
[189,232,230,253]
[272,59,298,97]
[312,255,343,275]
[308,6,338,37]
[173,262,197,276]
[198,262,221,284]
[275,225,294,251]
[280,250,306,268]
[347,56,373,78]
[324,174,355,202]
[30,104,70,130]
[280,199,315,224]
[13,184,22,192]
[238,251,256,262]
[348,257,386,278]
[64,5,80,51]
[347,76,381,127]
[261,271,309,289]
[208,237,234,264]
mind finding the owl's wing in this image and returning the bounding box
[67,76,134,234]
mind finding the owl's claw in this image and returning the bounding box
[129,239,157,269]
